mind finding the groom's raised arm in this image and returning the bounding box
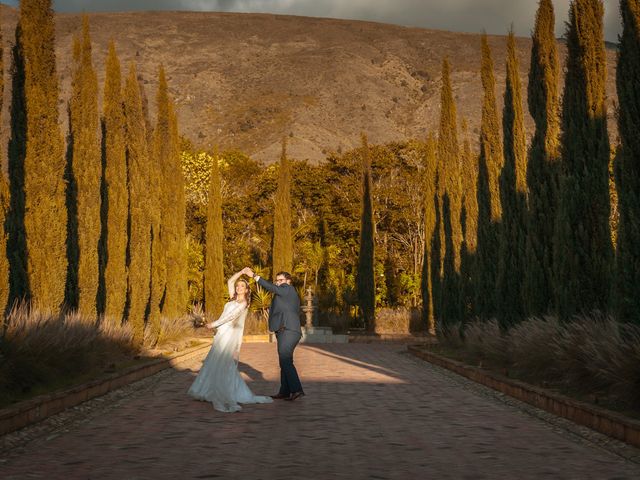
[255,275,282,295]
[244,267,284,296]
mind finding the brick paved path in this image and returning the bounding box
[2,344,640,479]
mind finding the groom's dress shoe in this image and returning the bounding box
[285,391,305,401]
[271,393,290,400]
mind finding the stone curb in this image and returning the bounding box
[407,345,640,449]
[349,334,437,343]
[0,340,213,437]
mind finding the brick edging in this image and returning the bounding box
[0,340,213,437]
[407,345,640,449]
[349,334,436,343]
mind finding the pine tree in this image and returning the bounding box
[68,16,100,317]
[357,133,376,331]
[421,133,438,334]
[205,149,225,318]
[496,30,528,328]
[523,0,561,318]
[553,0,612,319]
[272,138,293,276]
[102,40,128,321]
[123,62,151,342]
[19,0,67,311]
[474,33,503,320]
[614,0,640,323]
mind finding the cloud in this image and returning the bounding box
[6,0,623,41]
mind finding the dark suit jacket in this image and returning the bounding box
[257,277,301,333]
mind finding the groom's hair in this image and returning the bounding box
[275,271,292,281]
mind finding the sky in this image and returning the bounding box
[1,0,624,42]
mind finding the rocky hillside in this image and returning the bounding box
[0,5,618,163]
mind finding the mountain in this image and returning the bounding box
[0,5,619,163]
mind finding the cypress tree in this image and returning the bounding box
[272,138,293,276]
[474,33,503,319]
[165,99,187,316]
[496,30,528,328]
[460,119,478,255]
[8,21,28,307]
[357,133,376,331]
[205,149,225,317]
[421,133,438,334]
[441,192,462,325]
[554,0,612,319]
[149,65,170,328]
[437,58,463,325]
[614,0,640,323]
[437,58,462,265]
[123,62,151,342]
[19,0,67,311]
[0,27,8,314]
[102,40,128,321]
[523,0,561,317]
[69,16,100,317]
[459,119,478,321]
[0,172,7,315]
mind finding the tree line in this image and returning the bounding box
[0,0,186,343]
[419,0,640,332]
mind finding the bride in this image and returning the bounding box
[188,270,273,412]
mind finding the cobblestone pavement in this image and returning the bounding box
[2,344,640,479]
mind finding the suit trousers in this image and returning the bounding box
[275,329,303,395]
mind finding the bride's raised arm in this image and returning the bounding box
[227,270,244,298]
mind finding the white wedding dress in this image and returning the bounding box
[188,281,273,412]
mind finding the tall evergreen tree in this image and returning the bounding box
[68,16,100,317]
[0,173,7,315]
[421,133,438,334]
[0,30,9,316]
[440,192,462,325]
[474,33,503,319]
[149,66,170,328]
[165,99,187,316]
[205,149,225,317]
[459,119,478,321]
[553,0,612,319]
[0,27,8,314]
[8,21,28,308]
[102,41,128,321]
[357,134,376,331]
[437,58,463,325]
[437,58,462,266]
[614,0,640,323]
[523,0,561,317]
[272,138,293,276]
[123,62,151,342]
[496,30,528,328]
[18,0,67,311]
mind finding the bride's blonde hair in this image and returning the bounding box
[232,278,251,308]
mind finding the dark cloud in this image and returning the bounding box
[3,0,623,41]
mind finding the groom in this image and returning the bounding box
[243,268,304,401]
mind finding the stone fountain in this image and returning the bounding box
[300,287,348,344]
